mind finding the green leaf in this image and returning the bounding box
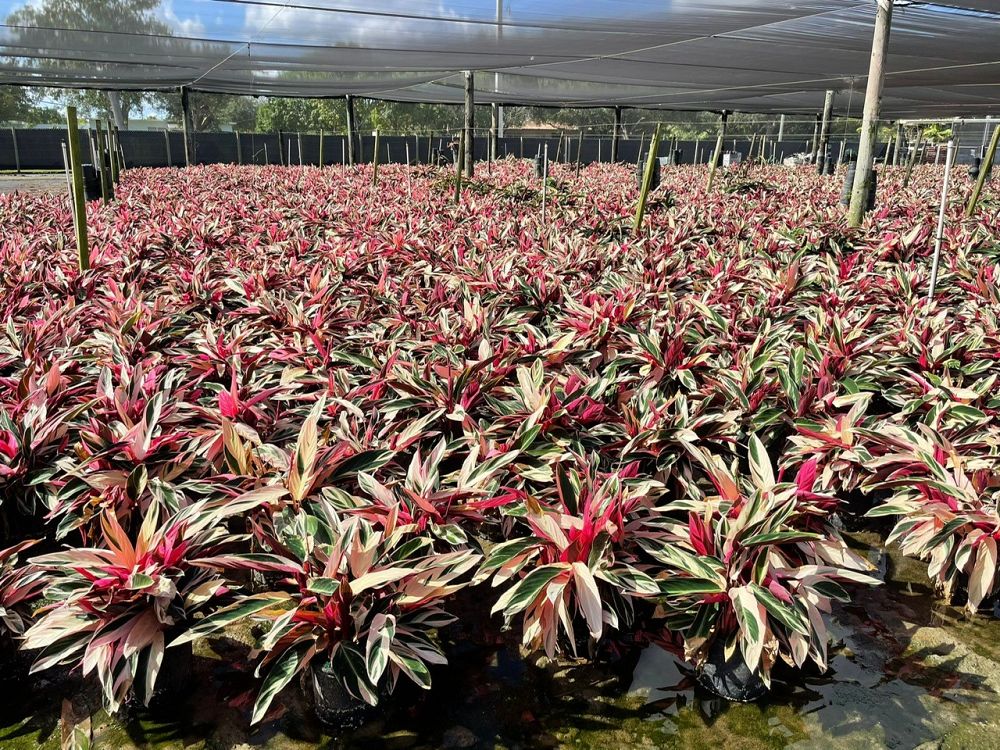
[480,537,541,572]
[658,578,725,597]
[365,614,396,684]
[171,594,290,647]
[252,646,307,724]
[749,583,809,636]
[741,531,822,547]
[491,564,567,617]
[748,434,774,490]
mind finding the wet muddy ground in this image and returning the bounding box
[1,533,998,750]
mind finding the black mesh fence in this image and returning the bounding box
[2,128,974,172]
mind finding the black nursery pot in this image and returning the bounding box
[695,638,769,703]
[309,660,378,731]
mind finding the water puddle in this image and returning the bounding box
[2,532,999,749]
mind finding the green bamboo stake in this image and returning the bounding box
[454,128,465,204]
[575,130,583,178]
[903,130,923,189]
[372,130,380,186]
[966,125,1000,217]
[106,120,120,183]
[93,119,110,204]
[706,132,724,191]
[633,123,662,234]
[65,107,90,272]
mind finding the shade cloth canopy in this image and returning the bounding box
[0,0,998,116]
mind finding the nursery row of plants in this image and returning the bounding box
[0,159,998,729]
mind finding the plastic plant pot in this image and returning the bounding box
[695,638,769,703]
[309,660,378,731]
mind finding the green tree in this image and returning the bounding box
[0,88,62,125]
[5,0,168,127]
[159,92,260,131]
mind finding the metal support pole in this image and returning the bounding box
[777,114,786,143]
[9,127,20,175]
[180,86,194,167]
[818,90,835,174]
[372,130,380,186]
[345,96,356,166]
[848,0,893,227]
[893,122,904,165]
[928,140,955,301]
[611,106,622,163]
[405,143,412,199]
[319,130,324,166]
[490,103,499,161]
[235,130,242,165]
[541,144,548,226]
[464,71,475,178]
[163,128,172,167]
[65,107,90,272]
[297,132,304,166]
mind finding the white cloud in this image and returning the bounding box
[158,0,206,36]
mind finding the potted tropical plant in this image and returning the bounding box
[0,539,44,674]
[637,437,880,700]
[173,499,481,728]
[21,491,268,712]
[480,459,662,658]
[863,423,1000,612]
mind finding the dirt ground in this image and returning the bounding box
[0,173,68,196]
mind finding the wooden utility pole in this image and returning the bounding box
[180,86,195,166]
[818,90,835,174]
[611,106,623,162]
[464,71,475,178]
[849,0,893,227]
[345,95,356,166]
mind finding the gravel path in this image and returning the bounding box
[0,173,68,196]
